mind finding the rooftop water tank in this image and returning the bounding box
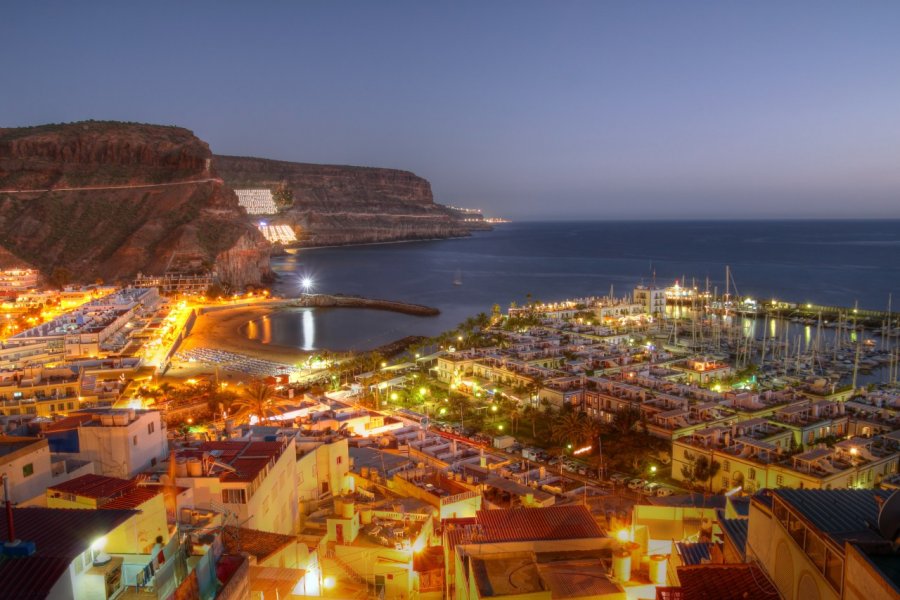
[187,457,203,477]
[649,555,668,585]
[612,550,631,582]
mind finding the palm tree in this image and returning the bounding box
[508,405,522,434]
[578,419,604,451]
[523,404,538,438]
[230,379,290,425]
[551,411,583,447]
[449,394,469,431]
[694,456,722,492]
[614,406,641,436]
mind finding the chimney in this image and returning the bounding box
[2,473,36,556]
[3,474,15,544]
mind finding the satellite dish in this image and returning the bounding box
[878,490,900,543]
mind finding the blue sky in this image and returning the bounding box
[3,1,900,219]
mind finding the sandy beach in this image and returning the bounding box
[179,305,311,365]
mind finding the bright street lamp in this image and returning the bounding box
[301,277,313,294]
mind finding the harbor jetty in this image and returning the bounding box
[287,294,440,316]
[198,294,440,317]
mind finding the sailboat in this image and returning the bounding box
[453,269,463,286]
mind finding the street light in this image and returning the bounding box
[301,277,313,294]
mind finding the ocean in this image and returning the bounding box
[251,220,900,352]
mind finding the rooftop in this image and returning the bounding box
[774,488,893,547]
[0,507,137,600]
[675,564,780,600]
[0,435,43,458]
[48,474,161,510]
[474,505,603,543]
[222,526,296,563]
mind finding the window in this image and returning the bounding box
[68,402,74,410]
[222,489,247,504]
[133,435,138,446]
[804,532,826,571]
[773,500,789,527]
[722,460,730,473]
[825,548,843,591]
[22,463,34,477]
[749,468,756,481]
[148,422,155,434]
[723,477,729,488]
[336,456,342,465]
[788,513,806,546]
[776,474,784,486]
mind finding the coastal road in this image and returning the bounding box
[0,177,222,194]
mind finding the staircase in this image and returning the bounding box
[322,546,366,586]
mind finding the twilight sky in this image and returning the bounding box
[3,1,900,219]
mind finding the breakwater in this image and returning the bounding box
[287,294,440,316]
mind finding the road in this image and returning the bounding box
[0,177,221,194]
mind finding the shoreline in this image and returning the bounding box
[180,305,308,365]
[178,298,438,370]
[283,233,478,252]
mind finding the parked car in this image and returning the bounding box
[627,478,646,490]
[609,473,630,486]
[656,486,674,497]
[642,482,661,495]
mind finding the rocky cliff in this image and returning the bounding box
[0,121,270,288]
[213,155,475,246]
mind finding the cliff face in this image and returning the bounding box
[0,122,269,288]
[213,155,474,246]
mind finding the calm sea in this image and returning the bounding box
[250,220,900,351]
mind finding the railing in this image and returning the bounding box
[440,490,479,506]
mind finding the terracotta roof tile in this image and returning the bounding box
[222,526,295,562]
[676,564,779,600]
[43,414,93,432]
[473,505,603,544]
[0,507,137,600]
[48,474,134,499]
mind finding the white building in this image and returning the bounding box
[634,285,667,317]
[10,287,160,359]
[44,409,167,479]
[169,439,300,536]
[0,435,94,504]
[295,436,351,511]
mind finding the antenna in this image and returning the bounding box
[878,490,900,543]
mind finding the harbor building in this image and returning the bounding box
[634,285,667,317]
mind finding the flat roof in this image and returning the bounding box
[0,435,42,458]
[471,553,545,597]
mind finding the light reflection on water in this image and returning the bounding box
[242,307,436,352]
